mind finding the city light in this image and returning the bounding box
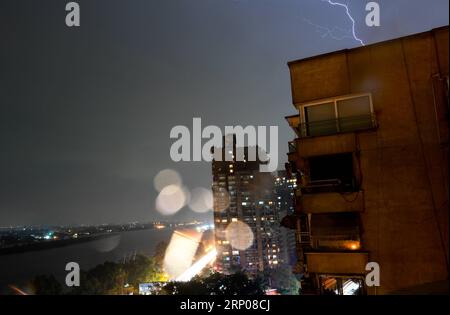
[163,230,202,279]
[175,248,217,282]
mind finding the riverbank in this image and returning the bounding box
[0,233,120,256]
[0,228,174,291]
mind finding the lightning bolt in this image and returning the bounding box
[303,18,355,41]
[322,0,365,46]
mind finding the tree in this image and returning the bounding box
[124,254,167,292]
[67,254,166,295]
[31,275,62,295]
[68,261,126,295]
[263,265,300,295]
[160,271,266,295]
[153,241,168,268]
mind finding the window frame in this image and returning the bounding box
[298,93,374,136]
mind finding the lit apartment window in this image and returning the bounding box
[300,93,375,137]
[310,213,361,251]
[232,250,239,255]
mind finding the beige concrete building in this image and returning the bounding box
[285,27,449,294]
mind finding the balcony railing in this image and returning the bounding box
[298,114,377,138]
[288,141,297,154]
[301,178,358,194]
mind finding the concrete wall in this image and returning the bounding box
[288,27,449,294]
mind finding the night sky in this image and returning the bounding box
[1,0,448,226]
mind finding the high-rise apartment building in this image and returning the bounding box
[212,136,282,276]
[284,27,449,294]
[274,171,298,268]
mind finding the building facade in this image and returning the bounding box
[284,27,449,294]
[274,171,298,268]
[212,136,283,276]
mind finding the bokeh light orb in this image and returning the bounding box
[91,234,121,253]
[156,184,189,216]
[214,189,230,213]
[225,221,254,250]
[189,187,213,213]
[153,169,182,192]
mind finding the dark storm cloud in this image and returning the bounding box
[0,0,448,225]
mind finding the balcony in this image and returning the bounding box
[285,114,301,137]
[287,141,298,163]
[298,114,377,138]
[305,252,369,275]
[288,140,297,154]
[301,190,364,214]
[301,178,357,194]
[295,132,358,158]
[297,179,363,214]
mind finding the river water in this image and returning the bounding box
[0,228,174,292]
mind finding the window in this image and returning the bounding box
[310,213,361,251]
[319,275,365,295]
[300,94,375,137]
[309,153,354,182]
[304,102,336,136]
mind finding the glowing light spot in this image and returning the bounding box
[156,185,189,216]
[175,248,217,282]
[225,221,254,251]
[91,234,121,252]
[9,285,28,295]
[189,187,213,213]
[346,241,360,250]
[214,189,230,213]
[153,169,182,192]
[163,230,202,279]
